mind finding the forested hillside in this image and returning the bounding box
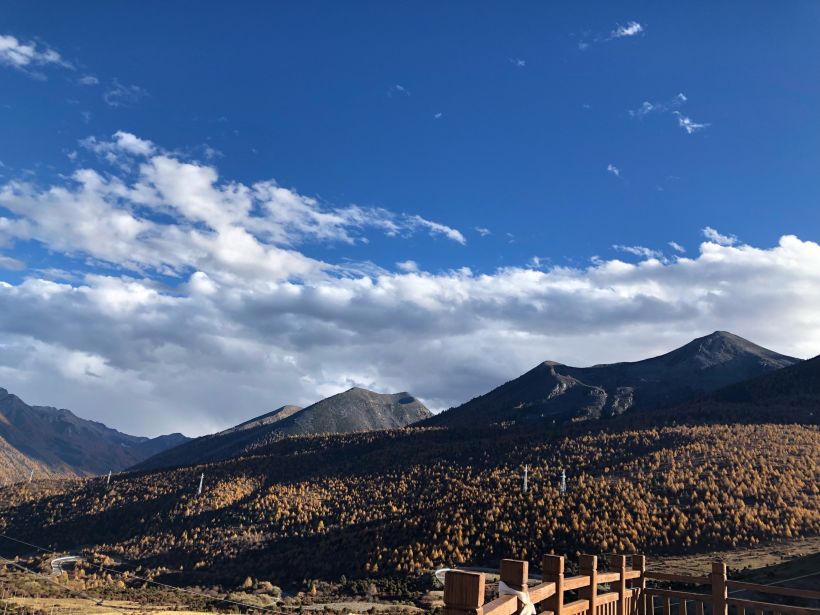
[0,421,816,586]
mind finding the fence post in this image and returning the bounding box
[501,559,529,614]
[444,570,486,615]
[711,563,727,615]
[543,555,565,615]
[632,555,646,615]
[610,555,627,615]
[580,555,598,615]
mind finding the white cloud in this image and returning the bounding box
[629,93,686,118]
[702,226,738,246]
[104,79,149,107]
[607,163,621,177]
[78,74,99,86]
[434,112,443,120]
[2,134,818,438]
[0,33,71,76]
[407,215,466,245]
[1,132,466,285]
[1,233,819,436]
[668,241,686,253]
[475,227,491,237]
[388,84,410,97]
[673,111,710,134]
[0,255,25,271]
[510,57,526,67]
[613,244,663,260]
[80,131,156,170]
[610,21,645,39]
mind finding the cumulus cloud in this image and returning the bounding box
[1,233,819,436]
[80,131,156,169]
[396,260,419,273]
[0,33,71,79]
[610,21,645,39]
[1,135,817,437]
[0,136,466,291]
[702,226,738,246]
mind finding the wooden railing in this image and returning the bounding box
[442,555,820,615]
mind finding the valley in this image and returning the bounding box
[0,332,817,613]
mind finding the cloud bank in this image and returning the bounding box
[0,133,818,436]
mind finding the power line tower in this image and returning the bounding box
[197,473,204,496]
[560,469,566,495]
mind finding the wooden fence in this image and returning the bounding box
[442,555,820,615]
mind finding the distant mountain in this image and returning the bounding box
[136,387,432,471]
[665,351,820,424]
[0,387,190,479]
[424,331,799,428]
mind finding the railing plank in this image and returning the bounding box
[728,598,820,615]
[483,595,519,615]
[564,599,591,615]
[727,581,820,601]
[566,575,593,591]
[646,588,711,603]
[598,592,620,605]
[530,582,556,604]
[646,573,711,585]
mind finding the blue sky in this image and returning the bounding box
[1,3,820,436]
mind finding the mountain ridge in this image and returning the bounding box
[0,387,190,478]
[134,386,432,471]
[423,331,799,428]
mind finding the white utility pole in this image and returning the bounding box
[28,469,33,483]
[560,469,566,495]
[523,464,529,494]
[197,472,204,496]
[106,471,112,486]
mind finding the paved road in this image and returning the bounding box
[50,555,81,577]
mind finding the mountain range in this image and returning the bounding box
[134,387,432,470]
[0,387,190,481]
[0,331,811,478]
[423,331,799,428]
